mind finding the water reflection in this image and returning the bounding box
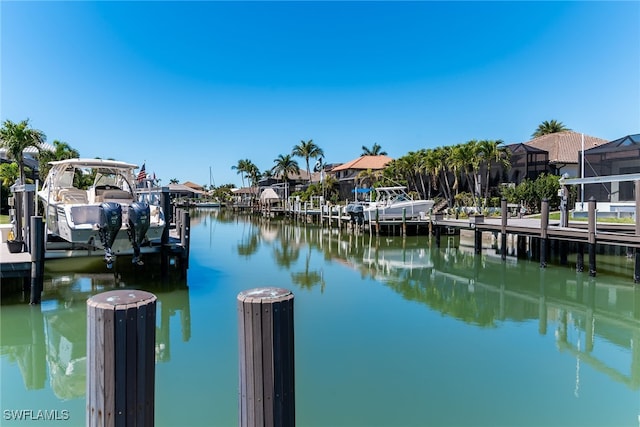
[234,217,640,392]
[0,270,191,400]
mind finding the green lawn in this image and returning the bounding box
[0,215,9,224]
[540,211,635,224]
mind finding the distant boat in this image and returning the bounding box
[346,186,434,222]
[194,165,221,208]
[194,200,221,208]
[37,158,166,267]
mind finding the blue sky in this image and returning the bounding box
[2,1,638,188]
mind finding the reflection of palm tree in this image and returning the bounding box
[237,234,259,257]
[237,222,260,257]
[272,231,301,268]
[273,244,300,269]
[291,248,325,292]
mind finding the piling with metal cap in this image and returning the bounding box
[86,290,157,427]
[238,287,295,427]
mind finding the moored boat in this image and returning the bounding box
[347,186,434,222]
[37,158,166,267]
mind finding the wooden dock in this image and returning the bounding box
[252,197,640,282]
[0,236,32,278]
[1,208,192,301]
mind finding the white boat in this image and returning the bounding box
[362,245,434,276]
[347,186,434,222]
[38,158,166,267]
[194,200,221,208]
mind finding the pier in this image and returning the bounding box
[1,186,192,301]
[249,193,640,283]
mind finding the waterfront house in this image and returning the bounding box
[524,131,608,178]
[580,133,640,212]
[328,155,392,201]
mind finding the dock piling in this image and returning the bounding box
[577,243,585,273]
[588,197,597,277]
[238,287,295,427]
[86,290,157,427]
[635,180,640,284]
[29,216,45,305]
[501,198,507,261]
[540,199,549,268]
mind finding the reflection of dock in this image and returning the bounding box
[429,253,640,390]
[0,278,191,399]
[317,226,640,391]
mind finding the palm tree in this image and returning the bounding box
[477,139,510,205]
[356,168,383,189]
[451,141,481,207]
[532,120,571,138]
[262,169,274,180]
[271,154,300,184]
[292,139,324,183]
[38,139,80,181]
[231,158,256,188]
[361,143,387,156]
[245,162,260,188]
[0,119,46,184]
[0,162,19,187]
[169,178,180,184]
[431,146,453,206]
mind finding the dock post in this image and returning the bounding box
[402,208,406,237]
[559,185,569,228]
[180,209,191,275]
[517,235,527,259]
[576,243,584,272]
[160,187,171,278]
[375,209,380,236]
[474,228,481,255]
[634,180,640,283]
[435,225,441,248]
[86,290,157,427]
[540,198,549,268]
[588,197,597,277]
[238,288,295,427]
[501,198,507,261]
[29,216,45,305]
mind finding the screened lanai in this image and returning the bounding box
[581,134,640,202]
[506,143,551,184]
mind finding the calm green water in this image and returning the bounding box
[2,208,639,426]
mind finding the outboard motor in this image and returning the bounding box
[98,202,122,268]
[127,201,150,265]
[346,203,364,226]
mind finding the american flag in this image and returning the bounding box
[137,163,147,182]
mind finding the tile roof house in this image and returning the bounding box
[329,155,393,201]
[182,181,206,192]
[524,131,608,178]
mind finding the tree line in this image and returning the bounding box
[1,117,571,212]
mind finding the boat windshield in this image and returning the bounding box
[94,172,133,192]
[57,169,75,188]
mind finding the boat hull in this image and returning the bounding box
[45,203,165,253]
[364,200,434,220]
